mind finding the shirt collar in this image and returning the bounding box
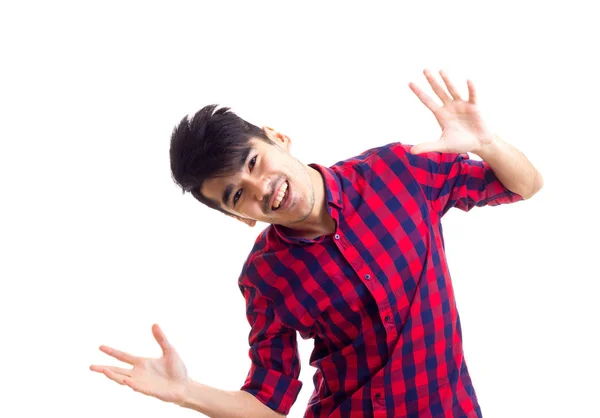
[271,163,342,245]
[310,163,343,210]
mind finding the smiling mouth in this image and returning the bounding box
[272,180,289,211]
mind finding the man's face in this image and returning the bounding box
[201,128,315,227]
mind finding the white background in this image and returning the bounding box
[1,1,599,417]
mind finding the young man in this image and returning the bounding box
[91,70,543,417]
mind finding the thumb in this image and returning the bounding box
[410,139,446,155]
[152,324,173,356]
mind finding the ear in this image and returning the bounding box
[262,126,291,152]
[226,213,257,227]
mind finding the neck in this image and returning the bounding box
[281,167,335,239]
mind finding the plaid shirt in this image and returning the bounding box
[238,142,522,417]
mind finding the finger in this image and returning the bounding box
[410,140,448,155]
[423,69,452,104]
[122,378,141,393]
[467,79,477,104]
[122,377,151,396]
[90,365,132,377]
[439,70,463,101]
[409,82,440,114]
[99,345,138,365]
[152,324,172,356]
[102,368,128,386]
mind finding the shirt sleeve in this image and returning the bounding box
[393,143,523,217]
[239,283,303,416]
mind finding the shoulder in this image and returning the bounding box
[237,226,288,292]
[336,142,409,164]
[331,142,413,170]
[239,226,271,277]
[327,142,416,183]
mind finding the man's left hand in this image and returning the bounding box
[409,69,495,155]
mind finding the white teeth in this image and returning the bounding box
[272,181,288,209]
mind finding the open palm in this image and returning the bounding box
[90,324,190,405]
[409,69,495,155]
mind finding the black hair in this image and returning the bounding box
[169,105,271,214]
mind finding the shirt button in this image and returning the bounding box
[365,274,371,280]
[375,393,382,400]
[334,234,340,240]
[385,315,391,322]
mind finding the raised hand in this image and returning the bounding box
[90,324,190,405]
[408,69,496,155]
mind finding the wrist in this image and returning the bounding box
[473,133,501,159]
[175,377,198,408]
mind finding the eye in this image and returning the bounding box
[233,189,243,206]
[233,156,256,207]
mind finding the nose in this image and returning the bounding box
[244,174,272,203]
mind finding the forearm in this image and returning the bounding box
[177,379,285,418]
[474,134,543,199]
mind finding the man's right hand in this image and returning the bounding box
[90,323,190,405]
[91,324,286,417]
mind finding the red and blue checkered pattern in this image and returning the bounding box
[239,142,522,417]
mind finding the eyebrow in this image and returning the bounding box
[221,147,253,207]
[222,184,234,207]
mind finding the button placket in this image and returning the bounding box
[371,373,386,410]
[373,391,385,409]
